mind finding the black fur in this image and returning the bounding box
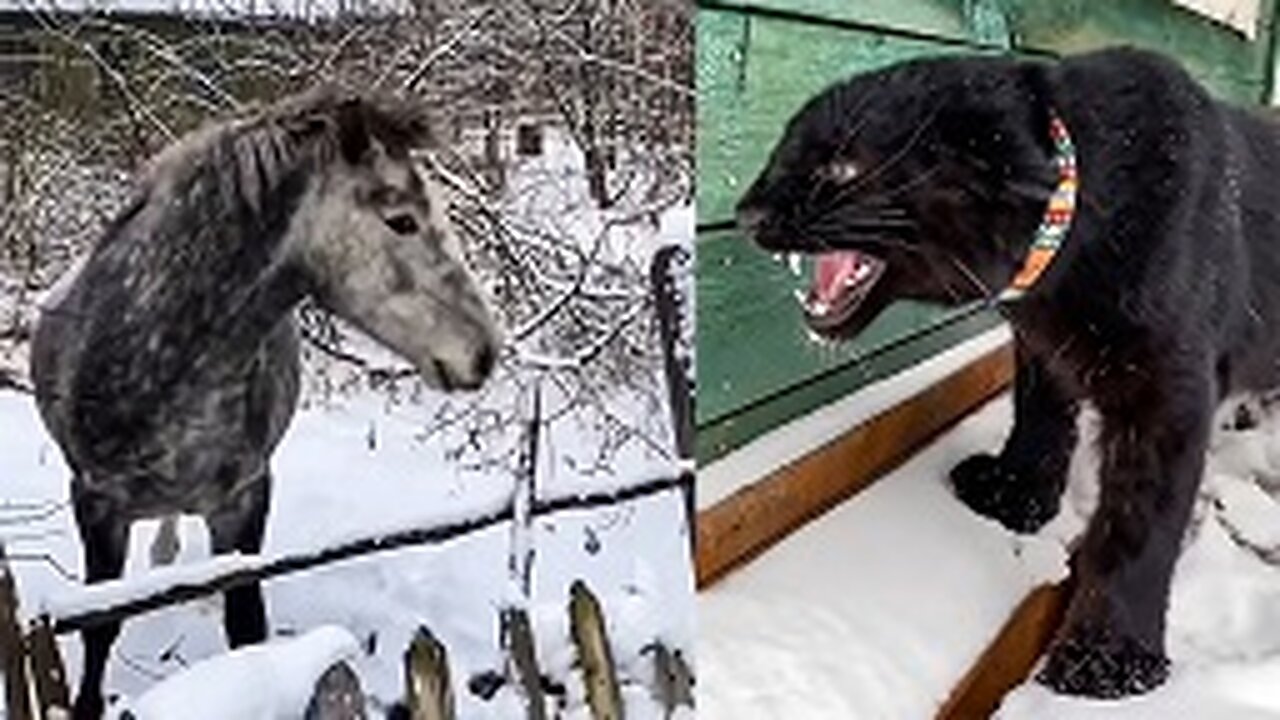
[737,47,1280,698]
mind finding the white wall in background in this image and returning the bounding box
[1172,0,1262,39]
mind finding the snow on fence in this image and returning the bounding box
[0,245,695,719]
[43,475,687,637]
[2,545,694,719]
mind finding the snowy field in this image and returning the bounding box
[0,124,696,717]
[699,340,1280,719]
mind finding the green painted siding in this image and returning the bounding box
[697,11,985,226]
[1009,0,1276,102]
[707,0,978,43]
[697,0,1280,463]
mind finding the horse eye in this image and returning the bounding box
[384,214,419,235]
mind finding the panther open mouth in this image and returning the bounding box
[803,250,887,333]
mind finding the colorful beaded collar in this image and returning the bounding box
[998,114,1077,302]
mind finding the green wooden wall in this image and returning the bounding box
[696,0,1280,463]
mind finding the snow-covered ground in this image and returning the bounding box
[699,346,1280,718]
[1,380,694,717]
[128,626,363,720]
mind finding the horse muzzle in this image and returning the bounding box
[428,335,498,392]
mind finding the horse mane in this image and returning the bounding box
[60,87,436,396]
[137,86,435,222]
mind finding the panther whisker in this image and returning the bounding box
[943,252,995,300]
[841,105,941,196]
[848,163,943,207]
[808,202,916,234]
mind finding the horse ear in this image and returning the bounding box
[335,99,371,164]
[394,104,437,149]
[282,111,331,147]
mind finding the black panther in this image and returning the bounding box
[736,47,1280,698]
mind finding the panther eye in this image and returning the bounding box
[824,161,860,184]
[384,213,419,235]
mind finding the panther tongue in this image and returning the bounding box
[808,251,871,318]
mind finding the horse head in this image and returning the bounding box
[280,89,499,391]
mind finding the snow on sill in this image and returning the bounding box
[698,324,1014,510]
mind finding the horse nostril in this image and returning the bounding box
[432,358,453,392]
[473,344,496,381]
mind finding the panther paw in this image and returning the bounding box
[949,453,1060,533]
[1037,627,1169,699]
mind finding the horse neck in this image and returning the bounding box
[95,147,313,375]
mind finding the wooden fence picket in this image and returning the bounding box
[404,626,455,720]
[25,616,69,717]
[569,581,623,720]
[648,642,693,717]
[502,607,546,720]
[304,661,365,720]
[0,543,33,720]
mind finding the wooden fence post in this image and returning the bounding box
[569,581,623,720]
[304,660,365,720]
[651,245,696,555]
[25,616,69,717]
[404,627,454,720]
[501,608,546,720]
[502,386,546,720]
[650,244,693,462]
[509,388,541,600]
[0,542,33,720]
[648,643,693,717]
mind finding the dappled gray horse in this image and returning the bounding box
[31,88,498,718]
